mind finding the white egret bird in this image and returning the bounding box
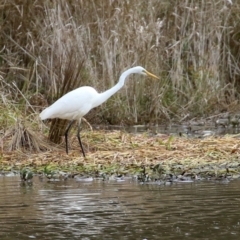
[40,66,159,157]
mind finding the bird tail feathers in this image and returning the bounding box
[40,108,50,120]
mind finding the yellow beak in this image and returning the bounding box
[145,70,159,80]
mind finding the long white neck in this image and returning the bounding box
[92,68,136,108]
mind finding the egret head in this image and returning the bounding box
[134,66,159,79]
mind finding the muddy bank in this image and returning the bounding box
[1,130,240,182]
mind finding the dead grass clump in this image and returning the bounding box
[2,120,50,152]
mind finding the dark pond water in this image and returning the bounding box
[1,176,240,240]
[95,124,240,137]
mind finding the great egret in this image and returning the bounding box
[40,66,159,157]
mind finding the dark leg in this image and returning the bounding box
[65,120,75,154]
[77,119,86,157]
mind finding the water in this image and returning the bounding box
[1,176,240,240]
[94,124,240,137]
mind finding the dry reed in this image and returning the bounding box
[0,0,240,150]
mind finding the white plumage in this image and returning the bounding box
[40,87,98,120]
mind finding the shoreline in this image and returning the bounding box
[1,130,240,181]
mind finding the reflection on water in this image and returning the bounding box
[1,177,240,240]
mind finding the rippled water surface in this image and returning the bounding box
[1,177,240,240]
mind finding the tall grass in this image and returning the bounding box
[0,0,239,131]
